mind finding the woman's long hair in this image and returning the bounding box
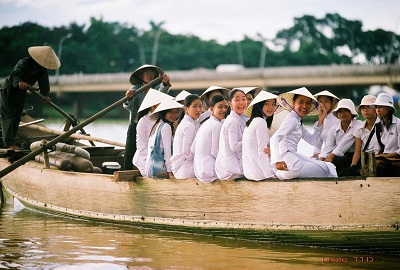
[136,108,150,123]
[246,101,274,128]
[150,109,176,136]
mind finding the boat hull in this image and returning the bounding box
[1,158,400,255]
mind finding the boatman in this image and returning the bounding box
[0,46,60,150]
[123,64,171,170]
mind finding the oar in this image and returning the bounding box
[27,86,96,146]
[0,75,163,178]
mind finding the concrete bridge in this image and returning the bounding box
[50,64,400,94]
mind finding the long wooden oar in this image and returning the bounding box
[27,86,96,146]
[0,76,162,178]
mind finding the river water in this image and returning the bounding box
[1,121,400,269]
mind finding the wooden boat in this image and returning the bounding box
[1,116,400,256]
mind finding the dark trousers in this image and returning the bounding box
[123,122,137,170]
[332,152,354,175]
[0,88,25,148]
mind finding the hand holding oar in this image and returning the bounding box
[27,86,96,146]
[0,75,163,178]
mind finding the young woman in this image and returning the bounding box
[145,99,183,179]
[193,95,229,182]
[171,94,202,179]
[270,87,337,180]
[242,91,277,180]
[132,89,172,176]
[312,91,340,158]
[372,93,400,176]
[339,95,379,176]
[198,85,230,124]
[215,88,247,180]
[235,87,260,108]
[319,99,362,174]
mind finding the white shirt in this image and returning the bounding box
[353,118,380,154]
[193,116,223,182]
[313,113,340,154]
[215,111,246,180]
[378,115,400,155]
[320,119,362,158]
[145,120,173,174]
[132,112,154,176]
[270,111,337,179]
[242,117,275,180]
[198,108,211,124]
[171,115,200,179]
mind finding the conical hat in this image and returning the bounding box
[28,46,60,70]
[244,90,278,117]
[150,98,183,121]
[137,88,173,113]
[314,90,340,111]
[200,86,230,101]
[129,64,159,85]
[277,87,319,116]
[233,86,261,97]
[174,90,191,102]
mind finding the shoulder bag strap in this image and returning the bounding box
[154,122,165,147]
[375,123,385,154]
[362,126,376,152]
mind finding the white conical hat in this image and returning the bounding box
[137,88,173,113]
[277,87,320,116]
[200,86,230,100]
[314,90,340,111]
[174,90,191,102]
[129,64,159,85]
[28,46,60,69]
[233,86,261,97]
[150,98,183,121]
[244,90,278,117]
[332,99,358,118]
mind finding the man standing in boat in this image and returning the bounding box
[123,64,171,170]
[0,46,60,150]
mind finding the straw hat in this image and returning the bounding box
[314,90,340,111]
[332,99,358,118]
[137,88,173,113]
[244,91,278,117]
[277,87,319,116]
[28,46,60,70]
[233,87,261,97]
[174,90,191,102]
[129,64,159,85]
[150,98,183,121]
[357,95,376,112]
[372,93,396,112]
[200,86,230,101]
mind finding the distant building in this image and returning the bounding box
[216,64,245,72]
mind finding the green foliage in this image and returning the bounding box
[0,13,399,77]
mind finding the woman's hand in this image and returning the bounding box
[168,172,175,179]
[276,161,289,171]
[125,89,134,97]
[317,102,327,126]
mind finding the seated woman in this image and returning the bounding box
[270,87,337,180]
[319,99,362,174]
[133,89,172,176]
[339,95,379,176]
[198,85,230,124]
[171,94,202,179]
[372,93,400,176]
[193,95,229,182]
[145,99,183,179]
[312,90,340,158]
[242,91,278,180]
[215,88,247,180]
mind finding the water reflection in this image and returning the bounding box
[1,199,399,269]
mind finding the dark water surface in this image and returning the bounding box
[1,198,399,269]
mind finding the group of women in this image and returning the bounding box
[125,65,400,181]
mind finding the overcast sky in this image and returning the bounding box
[1,0,399,44]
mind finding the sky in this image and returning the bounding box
[0,0,399,44]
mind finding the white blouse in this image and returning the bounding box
[193,116,223,182]
[353,118,380,153]
[132,112,154,176]
[313,113,339,154]
[320,119,362,158]
[378,115,400,155]
[242,117,275,180]
[270,111,337,180]
[171,115,200,179]
[145,120,173,174]
[215,111,246,180]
